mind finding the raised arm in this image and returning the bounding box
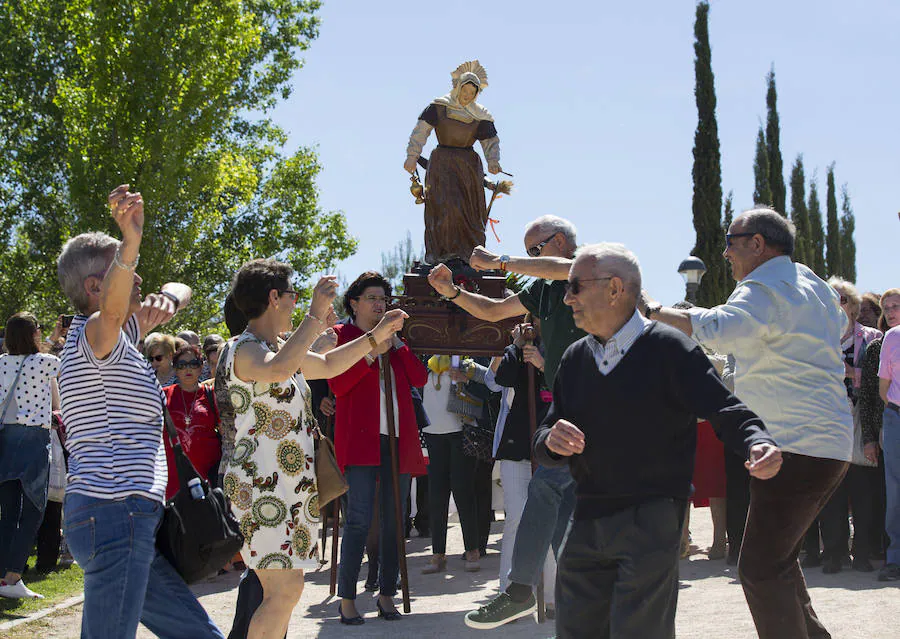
[427,263,527,322]
[469,246,572,282]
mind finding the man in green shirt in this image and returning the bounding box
[428,215,586,628]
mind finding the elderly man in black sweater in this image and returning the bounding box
[533,243,782,639]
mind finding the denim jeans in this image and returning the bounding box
[883,405,900,566]
[0,480,45,576]
[507,464,576,588]
[338,436,410,600]
[63,492,224,639]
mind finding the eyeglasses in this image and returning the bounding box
[150,354,166,362]
[279,289,299,302]
[527,233,558,257]
[724,232,761,248]
[839,295,849,305]
[357,295,387,304]
[565,276,613,295]
[174,359,203,370]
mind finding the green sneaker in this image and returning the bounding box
[464,592,536,630]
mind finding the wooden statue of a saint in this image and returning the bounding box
[404,60,504,265]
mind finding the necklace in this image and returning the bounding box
[179,386,199,426]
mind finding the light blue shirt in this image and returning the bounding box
[586,309,652,375]
[690,256,853,462]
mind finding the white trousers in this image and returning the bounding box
[499,459,556,603]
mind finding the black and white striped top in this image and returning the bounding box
[58,314,167,502]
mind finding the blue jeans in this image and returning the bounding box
[883,405,900,566]
[63,493,224,639]
[338,436,410,599]
[0,480,45,576]
[508,464,576,588]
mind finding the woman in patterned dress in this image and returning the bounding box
[224,259,407,638]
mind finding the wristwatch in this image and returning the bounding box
[498,254,510,273]
[645,304,663,319]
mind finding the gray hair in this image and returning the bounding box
[574,242,642,298]
[176,330,201,347]
[57,232,120,314]
[735,208,796,257]
[525,215,578,249]
[827,276,861,316]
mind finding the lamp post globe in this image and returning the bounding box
[678,256,707,304]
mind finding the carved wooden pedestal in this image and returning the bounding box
[390,264,520,357]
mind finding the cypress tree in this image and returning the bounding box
[753,126,773,206]
[807,174,826,277]
[789,155,810,265]
[840,184,857,283]
[723,190,734,231]
[825,163,842,277]
[690,1,728,306]
[765,67,787,215]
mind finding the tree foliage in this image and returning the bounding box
[380,231,421,294]
[690,1,729,307]
[722,190,734,232]
[0,0,356,329]
[789,155,810,266]
[765,67,786,216]
[824,164,842,277]
[752,126,772,206]
[807,174,826,277]
[839,184,857,283]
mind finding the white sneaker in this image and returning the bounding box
[0,579,44,599]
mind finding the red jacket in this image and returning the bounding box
[328,323,428,476]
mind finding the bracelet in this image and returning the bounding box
[159,290,180,310]
[306,312,325,326]
[112,248,139,271]
[364,353,376,366]
[366,331,378,349]
[442,285,462,301]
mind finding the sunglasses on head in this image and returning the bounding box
[150,354,166,362]
[565,276,613,295]
[174,359,203,370]
[527,232,558,257]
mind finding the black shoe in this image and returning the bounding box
[338,602,365,625]
[822,557,842,574]
[878,563,900,582]
[852,558,874,572]
[364,581,379,592]
[376,600,403,621]
[801,553,822,568]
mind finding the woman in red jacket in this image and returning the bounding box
[329,271,428,624]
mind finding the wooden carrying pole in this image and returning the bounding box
[524,321,545,624]
[324,394,340,596]
[381,350,412,613]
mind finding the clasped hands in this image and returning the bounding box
[544,420,783,479]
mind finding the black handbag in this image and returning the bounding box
[156,404,244,584]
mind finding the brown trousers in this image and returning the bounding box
[739,452,849,639]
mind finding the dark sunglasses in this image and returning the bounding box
[839,295,849,305]
[724,232,764,248]
[565,276,613,295]
[527,232,558,257]
[279,289,299,301]
[150,354,166,362]
[174,359,203,370]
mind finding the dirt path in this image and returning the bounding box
[3,507,896,638]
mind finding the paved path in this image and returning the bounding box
[5,508,897,638]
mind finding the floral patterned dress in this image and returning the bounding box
[222,332,320,570]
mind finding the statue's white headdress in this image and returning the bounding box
[432,60,493,122]
[451,60,489,91]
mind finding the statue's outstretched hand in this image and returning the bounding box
[427,264,456,297]
[487,162,502,175]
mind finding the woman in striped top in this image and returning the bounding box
[56,185,223,639]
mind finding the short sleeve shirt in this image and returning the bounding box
[517,279,586,387]
[879,326,900,406]
[0,353,60,426]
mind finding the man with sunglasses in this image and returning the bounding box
[640,208,853,639]
[428,215,586,629]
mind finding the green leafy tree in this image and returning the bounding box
[0,0,355,329]
[839,184,857,283]
[765,67,786,216]
[690,1,728,306]
[380,231,421,294]
[789,155,811,265]
[807,174,826,277]
[824,164,842,277]
[752,126,772,206]
[722,190,734,231]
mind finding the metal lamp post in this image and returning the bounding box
[678,256,707,304]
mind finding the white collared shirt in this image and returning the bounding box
[587,309,652,376]
[689,256,853,462]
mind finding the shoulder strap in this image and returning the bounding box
[204,384,219,425]
[0,355,29,422]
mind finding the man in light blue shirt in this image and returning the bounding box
[642,208,851,639]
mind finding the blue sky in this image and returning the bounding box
[269,0,898,304]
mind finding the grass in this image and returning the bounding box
[0,555,83,622]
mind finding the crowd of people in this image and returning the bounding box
[0,185,897,639]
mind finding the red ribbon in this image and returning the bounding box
[488,217,501,243]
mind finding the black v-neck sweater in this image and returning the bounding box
[533,322,775,520]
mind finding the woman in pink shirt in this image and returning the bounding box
[876,290,900,581]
